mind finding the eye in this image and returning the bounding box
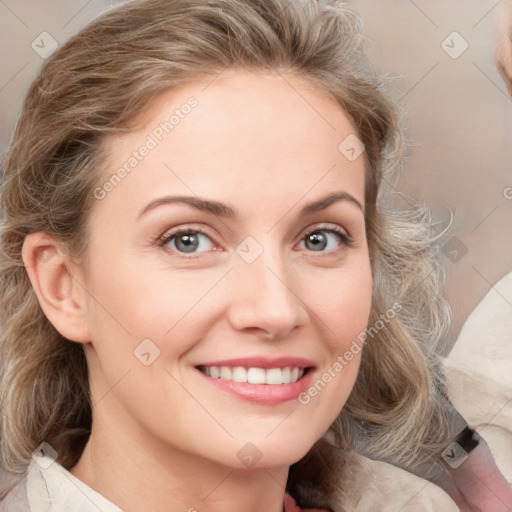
[159,228,216,254]
[298,225,352,253]
[157,224,352,256]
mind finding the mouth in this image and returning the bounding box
[196,365,310,385]
[194,358,315,404]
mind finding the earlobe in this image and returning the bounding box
[21,233,90,344]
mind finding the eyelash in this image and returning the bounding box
[156,224,353,258]
[300,225,353,251]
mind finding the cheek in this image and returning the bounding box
[310,260,373,349]
[85,257,227,362]
[299,260,372,410]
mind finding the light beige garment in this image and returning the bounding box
[0,454,121,511]
[328,451,459,511]
[444,270,512,484]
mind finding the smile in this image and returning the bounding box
[194,357,315,403]
[197,366,305,385]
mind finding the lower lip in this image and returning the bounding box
[197,368,314,404]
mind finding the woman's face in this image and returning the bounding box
[78,70,372,469]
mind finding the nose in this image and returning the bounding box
[226,251,309,341]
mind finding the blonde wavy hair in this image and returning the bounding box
[0,0,452,503]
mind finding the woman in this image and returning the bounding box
[0,0,485,510]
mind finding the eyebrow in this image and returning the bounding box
[137,191,364,220]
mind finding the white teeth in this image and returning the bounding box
[265,368,283,385]
[247,367,266,384]
[220,366,232,380]
[232,366,247,383]
[200,365,305,385]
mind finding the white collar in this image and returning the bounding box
[26,454,122,512]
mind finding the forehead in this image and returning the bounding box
[95,70,366,221]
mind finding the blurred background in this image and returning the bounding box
[1,0,511,354]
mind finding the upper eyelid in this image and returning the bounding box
[158,224,217,244]
[302,223,349,237]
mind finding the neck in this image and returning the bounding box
[70,411,289,512]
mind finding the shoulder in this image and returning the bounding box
[1,454,121,512]
[328,452,459,512]
[0,469,29,512]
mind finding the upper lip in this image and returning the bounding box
[195,357,316,369]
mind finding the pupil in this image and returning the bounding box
[177,233,199,253]
[306,232,326,251]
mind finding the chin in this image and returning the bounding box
[222,433,322,471]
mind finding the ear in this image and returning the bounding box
[22,232,90,343]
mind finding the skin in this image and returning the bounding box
[437,438,512,512]
[22,70,373,512]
